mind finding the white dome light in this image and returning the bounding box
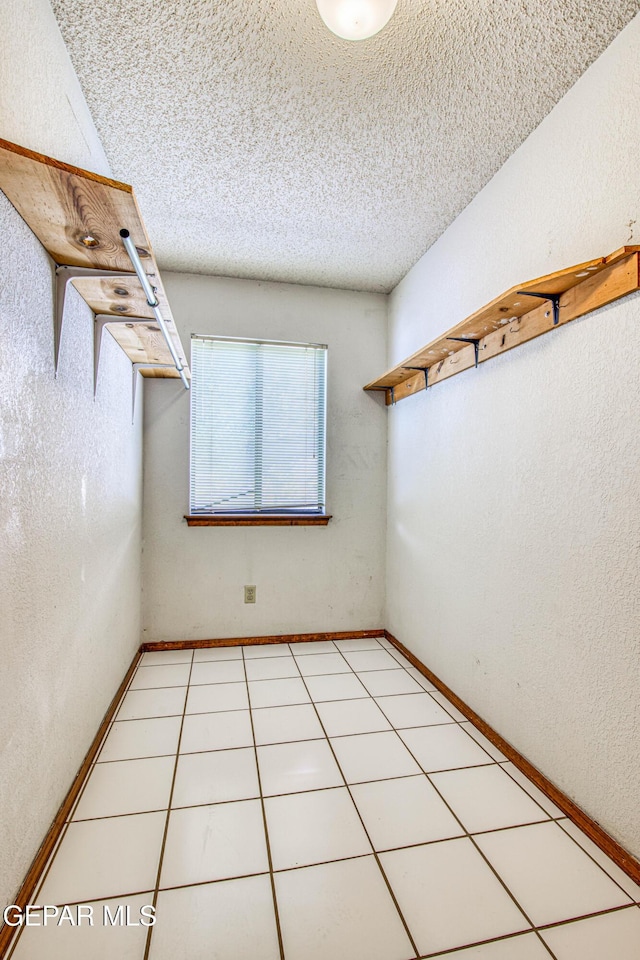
[316,0,398,40]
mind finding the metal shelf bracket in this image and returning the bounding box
[54,264,135,375]
[517,290,562,326]
[447,336,481,367]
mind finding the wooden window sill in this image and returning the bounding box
[184,514,332,527]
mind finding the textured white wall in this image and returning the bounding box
[0,0,109,172]
[142,273,387,641]
[386,15,640,858]
[0,0,142,908]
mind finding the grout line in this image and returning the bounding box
[328,649,553,956]
[39,763,582,827]
[553,818,640,904]
[414,674,639,893]
[240,647,286,960]
[534,901,639,932]
[142,649,194,960]
[379,693,559,959]
[294,644,421,959]
[112,688,436,720]
[497,761,572,823]
[385,632,640,886]
[8,640,635,960]
[21,879,638,930]
[416,928,555,959]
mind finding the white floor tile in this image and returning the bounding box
[428,690,468,721]
[341,649,402,672]
[500,763,565,818]
[375,693,454,729]
[243,643,292,658]
[245,656,299,681]
[38,812,165,905]
[265,787,371,869]
[475,822,632,926]
[185,682,248,714]
[275,855,414,960]
[73,757,174,820]
[257,739,343,796]
[289,640,338,655]
[98,717,182,762]
[359,670,424,697]
[130,664,191,690]
[141,649,193,666]
[10,894,153,960]
[316,698,392,736]
[385,649,415,668]
[435,932,551,959]
[117,687,186,721]
[295,652,352,676]
[304,672,370,702]
[172,748,259,807]
[399,724,494,772]
[351,775,464,850]
[248,677,310,708]
[189,660,245,685]
[404,666,437,691]
[252,703,324,745]
[558,819,640,901]
[381,838,530,955]
[334,637,383,652]
[430,765,550,833]
[180,710,253,753]
[149,875,280,960]
[460,722,510,761]
[193,646,243,662]
[330,731,421,783]
[160,800,268,888]
[540,906,640,960]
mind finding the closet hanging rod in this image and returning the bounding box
[119,229,190,390]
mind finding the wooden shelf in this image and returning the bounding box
[0,138,189,380]
[365,247,640,404]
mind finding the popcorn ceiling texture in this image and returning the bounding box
[51,0,640,292]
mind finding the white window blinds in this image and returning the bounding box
[190,336,327,514]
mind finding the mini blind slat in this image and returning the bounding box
[190,337,327,514]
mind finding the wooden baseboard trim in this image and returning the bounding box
[385,630,640,885]
[141,628,385,652]
[0,648,142,959]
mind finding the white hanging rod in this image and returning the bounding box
[119,229,189,390]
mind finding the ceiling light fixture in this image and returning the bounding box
[316,0,397,40]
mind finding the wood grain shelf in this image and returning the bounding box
[365,247,640,405]
[0,138,189,380]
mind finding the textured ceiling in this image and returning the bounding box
[52,0,639,293]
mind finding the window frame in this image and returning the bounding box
[186,334,331,526]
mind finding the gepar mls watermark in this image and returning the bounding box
[3,904,156,927]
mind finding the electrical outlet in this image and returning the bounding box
[244,584,256,604]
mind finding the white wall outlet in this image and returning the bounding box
[244,584,256,604]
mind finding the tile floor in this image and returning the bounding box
[8,637,640,959]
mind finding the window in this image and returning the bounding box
[189,335,327,518]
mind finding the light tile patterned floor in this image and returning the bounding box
[8,637,640,959]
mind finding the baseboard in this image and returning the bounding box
[385,629,640,885]
[141,628,385,652]
[0,648,142,959]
